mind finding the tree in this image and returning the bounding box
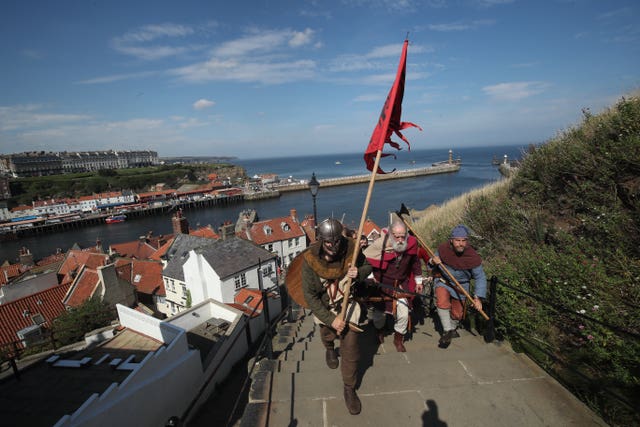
[52,297,116,346]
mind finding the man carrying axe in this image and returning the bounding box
[363,220,424,352]
[301,218,372,415]
[429,224,487,348]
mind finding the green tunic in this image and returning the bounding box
[301,238,372,326]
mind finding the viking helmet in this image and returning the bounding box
[317,218,344,256]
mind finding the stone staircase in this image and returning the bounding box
[239,307,606,427]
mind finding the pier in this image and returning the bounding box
[274,163,460,193]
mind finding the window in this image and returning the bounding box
[235,274,247,290]
[295,237,300,246]
[262,265,273,277]
[287,239,293,248]
[267,243,273,252]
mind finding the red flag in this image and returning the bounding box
[364,39,422,174]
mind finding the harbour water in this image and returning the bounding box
[0,144,527,263]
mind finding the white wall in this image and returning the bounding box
[183,252,223,304]
[54,303,255,427]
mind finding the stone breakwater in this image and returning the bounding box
[274,163,461,193]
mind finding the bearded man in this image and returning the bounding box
[363,220,424,352]
[429,224,486,348]
[301,218,372,415]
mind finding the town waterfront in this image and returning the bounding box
[0,144,527,263]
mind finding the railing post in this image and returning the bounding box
[10,342,20,380]
[257,259,273,359]
[484,276,498,343]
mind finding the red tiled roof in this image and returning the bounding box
[94,191,122,199]
[109,240,157,260]
[137,189,175,198]
[10,205,32,213]
[63,268,100,308]
[0,263,25,286]
[190,226,220,239]
[149,237,177,261]
[244,216,305,245]
[36,252,66,267]
[58,251,109,277]
[0,284,71,347]
[115,258,164,296]
[363,219,382,238]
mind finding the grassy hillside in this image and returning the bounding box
[7,163,246,207]
[413,94,640,426]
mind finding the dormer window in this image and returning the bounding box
[263,225,272,235]
[281,222,290,232]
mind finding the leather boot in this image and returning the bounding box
[393,332,406,352]
[325,348,339,369]
[438,330,454,349]
[376,328,385,344]
[343,385,361,415]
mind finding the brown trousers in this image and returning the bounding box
[320,325,359,387]
[435,286,465,320]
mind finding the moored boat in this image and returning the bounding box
[105,214,127,224]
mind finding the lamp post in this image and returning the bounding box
[308,172,320,230]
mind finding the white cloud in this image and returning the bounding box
[214,28,315,57]
[118,23,194,43]
[483,82,549,101]
[0,105,92,132]
[170,58,316,85]
[76,71,158,85]
[353,94,384,102]
[193,99,215,110]
[111,23,201,60]
[428,20,494,32]
[289,28,315,47]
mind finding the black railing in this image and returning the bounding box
[482,275,639,421]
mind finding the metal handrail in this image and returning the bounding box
[482,275,639,417]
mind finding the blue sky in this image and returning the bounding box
[1,0,638,159]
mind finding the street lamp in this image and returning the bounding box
[308,172,320,231]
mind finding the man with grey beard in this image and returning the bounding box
[364,221,424,352]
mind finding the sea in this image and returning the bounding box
[0,144,527,263]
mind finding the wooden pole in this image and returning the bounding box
[338,149,384,326]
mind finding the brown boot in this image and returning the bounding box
[343,385,361,415]
[325,348,339,369]
[393,332,406,352]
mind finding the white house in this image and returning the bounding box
[161,234,278,315]
[237,209,307,268]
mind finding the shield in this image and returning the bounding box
[285,253,308,308]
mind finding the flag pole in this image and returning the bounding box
[339,148,383,328]
[338,39,414,329]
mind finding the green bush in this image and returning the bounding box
[423,94,640,426]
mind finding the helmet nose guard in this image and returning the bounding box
[317,218,344,245]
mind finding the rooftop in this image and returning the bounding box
[0,327,163,426]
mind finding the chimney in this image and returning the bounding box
[19,247,34,267]
[218,223,235,240]
[172,209,189,234]
[290,208,298,222]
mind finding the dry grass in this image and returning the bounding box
[410,177,513,246]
